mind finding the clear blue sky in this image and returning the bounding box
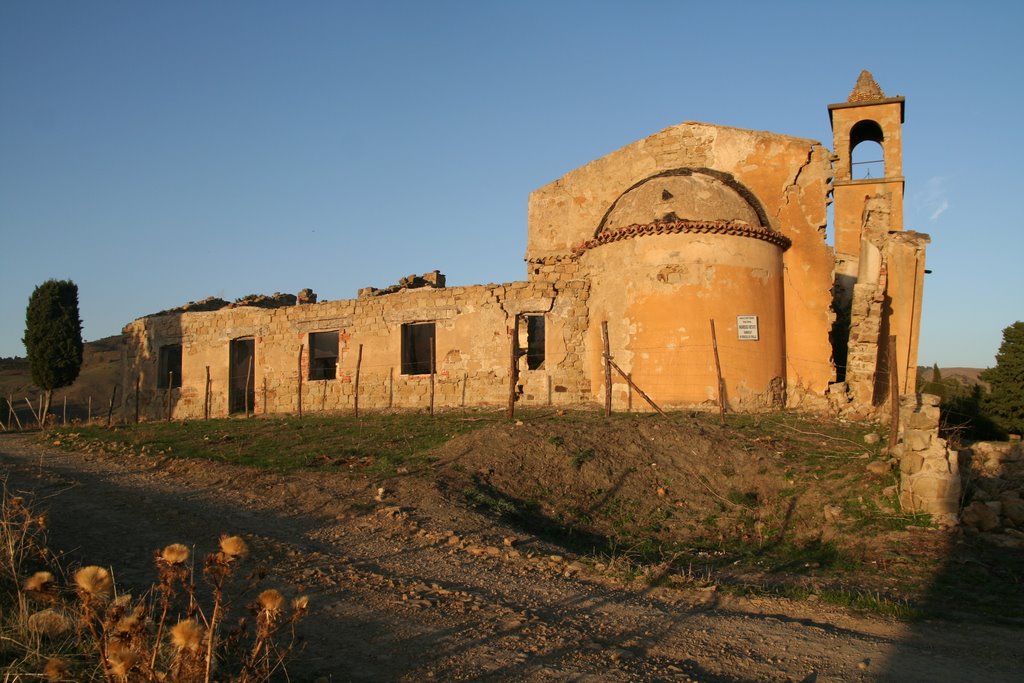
[2,1,1021,368]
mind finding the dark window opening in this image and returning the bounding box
[401,322,435,375]
[157,344,182,389]
[526,315,545,370]
[309,331,339,380]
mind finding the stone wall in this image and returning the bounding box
[896,394,960,528]
[958,440,1024,549]
[122,277,591,421]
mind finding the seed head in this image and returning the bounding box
[42,658,69,682]
[23,571,56,593]
[218,535,248,560]
[160,543,190,565]
[292,595,310,612]
[74,566,113,600]
[258,589,284,613]
[169,619,205,653]
[27,609,71,638]
[106,647,140,677]
[113,607,145,635]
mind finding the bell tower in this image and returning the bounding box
[827,71,927,402]
[829,69,906,271]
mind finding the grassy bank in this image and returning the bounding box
[39,409,1024,625]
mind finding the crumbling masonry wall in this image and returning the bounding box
[122,276,591,421]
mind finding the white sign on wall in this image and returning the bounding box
[737,315,759,341]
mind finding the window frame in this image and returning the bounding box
[157,343,183,389]
[308,331,339,381]
[400,322,436,376]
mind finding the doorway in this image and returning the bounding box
[229,338,256,414]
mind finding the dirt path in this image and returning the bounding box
[1,433,1021,682]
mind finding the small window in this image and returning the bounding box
[309,331,339,380]
[401,322,435,375]
[157,344,182,389]
[525,315,545,370]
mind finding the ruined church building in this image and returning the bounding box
[123,71,928,420]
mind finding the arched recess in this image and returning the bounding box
[850,119,885,179]
[594,168,773,236]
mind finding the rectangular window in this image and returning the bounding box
[526,315,545,370]
[157,344,183,389]
[309,331,339,380]
[401,322,435,375]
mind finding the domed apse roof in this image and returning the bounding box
[572,169,790,255]
[601,172,761,231]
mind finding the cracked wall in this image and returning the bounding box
[122,281,586,420]
[527,123,836,409]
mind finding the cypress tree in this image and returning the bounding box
[23,280,83,425]
[981,321,1024,437]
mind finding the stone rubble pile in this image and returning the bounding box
[958,440,1024,548]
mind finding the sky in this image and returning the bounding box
[1,1,1022,368]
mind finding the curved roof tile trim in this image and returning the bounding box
[572,219,792,256]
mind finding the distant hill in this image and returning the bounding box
[918,367,988,390]
[1,336,122,425]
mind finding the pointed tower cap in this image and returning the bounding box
[848,70,886,102]
[828,70,904,126]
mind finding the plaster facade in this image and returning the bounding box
[122,71,928,421]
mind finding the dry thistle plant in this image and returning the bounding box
[2,480,309,683]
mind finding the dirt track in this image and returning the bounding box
[2,433,1022,682]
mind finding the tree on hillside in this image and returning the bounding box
[919,363,948,399]
[23,280,83,426]
[981,321,1024,437]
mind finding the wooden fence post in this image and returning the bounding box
[166,372,174,422]
[601,321,612,417]
[244,359,252,418]
[24,398,40,428]
[608,359,666,416]
[354,344,363,418]
[297,344,304,418]
[106,384,118,427]
[507,315,519,421]
[87,396,92,425]
[7,397,23,431]
[710,319,725,425]
[388,367,394,409]
[262,377,268,416]
[204,367,211,420]
[429,337,436,417]
[888,335,900,451]
[62,395,67,426]
[135,376,140,424]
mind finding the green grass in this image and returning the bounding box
[50,411,500,474]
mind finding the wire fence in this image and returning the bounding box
[3,320,890,431]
